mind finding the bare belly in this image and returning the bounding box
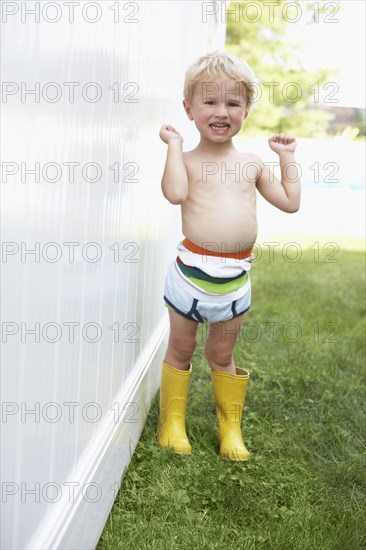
[181,201,258,251]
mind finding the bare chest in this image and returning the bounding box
[185,157,259,198]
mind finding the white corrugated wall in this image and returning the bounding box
[0,1,226,548]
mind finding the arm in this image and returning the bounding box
[159,124,189,205]
[255,133,301,213]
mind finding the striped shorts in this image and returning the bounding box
[163,239,252,324]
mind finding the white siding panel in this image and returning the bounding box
[1,2,225,548]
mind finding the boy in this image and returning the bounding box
[156,51,301,461]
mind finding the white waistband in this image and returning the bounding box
[169,260,250,303]
[177,241,251,278]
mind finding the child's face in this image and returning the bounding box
[183,76,248,142]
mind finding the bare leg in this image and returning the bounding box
[204,314,245,373]
[164,309,198,371]
[206,314,250,461]
[157,308,198,454]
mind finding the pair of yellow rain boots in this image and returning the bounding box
[156,360,250,461]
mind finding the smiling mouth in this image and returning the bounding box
[209,123,230,129]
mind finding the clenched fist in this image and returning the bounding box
[159,124,183,145]
[268,133,297,154]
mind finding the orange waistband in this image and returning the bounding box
[182,238,253,260]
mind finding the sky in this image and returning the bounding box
[289,0,365,108]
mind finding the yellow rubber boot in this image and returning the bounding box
[211,366,250,461]
[156,360,192,454]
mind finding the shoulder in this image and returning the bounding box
[182,150,196,158]
[237,151,264,168]
[236,152,264,181]
[182,150,202,168]
[182,150,194,161]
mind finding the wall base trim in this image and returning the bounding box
[27,315,169,550]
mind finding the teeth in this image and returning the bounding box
[211,124,228,128]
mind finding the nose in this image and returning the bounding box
[214,102,228,118]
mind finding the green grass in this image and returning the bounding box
[97,250,365,550]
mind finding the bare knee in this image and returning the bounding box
[205,342,233,369]
[168,335,197,363]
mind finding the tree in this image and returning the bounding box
[225,0,337,138]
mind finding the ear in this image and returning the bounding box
[183,99,194,121]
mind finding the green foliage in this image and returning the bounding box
[225,0,338,137]
[97,250,366,550]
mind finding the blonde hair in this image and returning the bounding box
[183,51,259,113]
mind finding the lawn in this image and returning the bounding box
[97,249,365,550]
